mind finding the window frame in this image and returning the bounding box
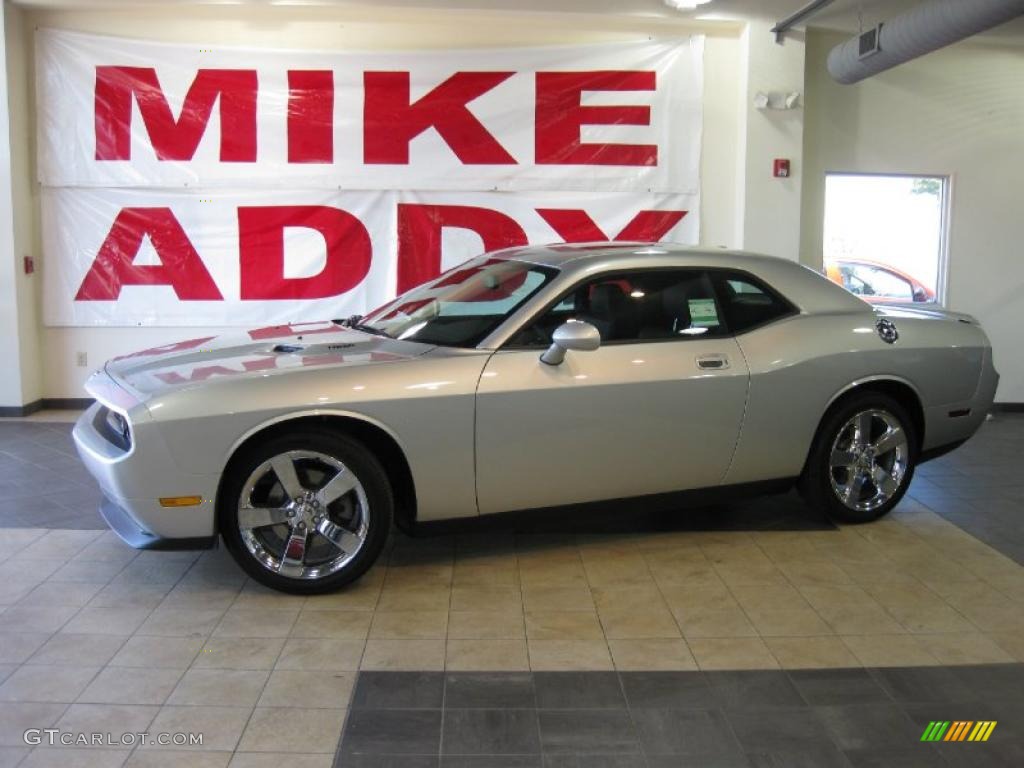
[822,171,951,307]
[707,268,800,337]
[499,266,798,350]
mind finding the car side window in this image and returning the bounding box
[710,272,795,334]
[507,270,727,347]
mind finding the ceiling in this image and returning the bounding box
[10,0,1024,37]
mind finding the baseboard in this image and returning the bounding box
[0,397,94,417]
[993,403,1024,413]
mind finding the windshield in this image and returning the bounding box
[361,257,558,347]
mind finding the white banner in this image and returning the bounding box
[43,188,699,327]
[37,29,703,193]
[37,29,704,327]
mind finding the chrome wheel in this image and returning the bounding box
[237,450,369,580]
[828,409,909,513]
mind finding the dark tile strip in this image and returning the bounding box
[335,666,1024,767]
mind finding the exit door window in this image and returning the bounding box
[823,173,948,304]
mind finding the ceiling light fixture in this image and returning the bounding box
[663,0,713,10]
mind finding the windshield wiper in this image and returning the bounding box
[351,322,392,338]
[332,315,392,338]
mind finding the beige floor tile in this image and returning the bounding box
[886,604,976,634]
[450,586,522,614]
[0,578,41,605]
[191,638,285,671]
[19,747,126,766]
[168,669,269,707]
[841,635,940,667]
[525,611,604,641]
[778,559,854,586]
[144,706,252,752]
[228,754,332,768]
[90,582,174,610]
[0,664,99,703]
[236,707,345,753]
[729,584,810,613]
[20,530,102,560]
[214,608,301,639]
[274,639,364,671]
[915,633,1015,665]
[375,585,450,612]
[0,702,67,747]
[816,604,906,635]
[28,633,126,666]
[764,637,860,669]
[125,750,232,767]
[518,558,588,588]
[599,608,681,640]
[78,666,184,705]
[581,556,654,587]
[289,610,371,640]
[608,639,697,671]
[48,559,138,584]
[0,604,79,634]
[452,563,520,588]
[527,639,613,671]
[62,606,152,636]
[713,562,789,587]
[745,608,834,638]
[17,581,104,608]
[110,636,204,669]
[159,584,240,612]
[988,632,1024,662]
[689,638,780,670]
[257,670,354,708]
[446,639,530,671]
[675,606,758,639]
[658,582,735,612]
[230,584,307,611]
[295,568,383,613]
[369,611,448,640]
[360,639,445,671]
[55,702,160,744]
[383,563,453,589]
[446,611,525,640]
[590,585,664,613]
[138,608,226,638]
[521,584,594,613]
[0,634,53,664]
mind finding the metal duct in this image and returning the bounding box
[827,0,1024,84]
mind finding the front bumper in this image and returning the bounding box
[73,394,220,547]
[100,496,216,550]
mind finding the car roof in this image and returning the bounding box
[493,242,871,315]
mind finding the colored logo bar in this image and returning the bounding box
[920,721,997,742]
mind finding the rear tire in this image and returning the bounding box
[799,392,917,524]
[220,427,392,594]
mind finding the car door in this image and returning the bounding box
[474,268,750,515]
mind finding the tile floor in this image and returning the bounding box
[0,413,1022,766]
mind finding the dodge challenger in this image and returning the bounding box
[73,244,999,593]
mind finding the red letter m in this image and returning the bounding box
[95,67,257,162]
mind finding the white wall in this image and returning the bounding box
[801,29,1024,403]
[6,5,757,401]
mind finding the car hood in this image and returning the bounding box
[104,321,434,399]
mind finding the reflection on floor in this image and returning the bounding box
[0,412,1021,766]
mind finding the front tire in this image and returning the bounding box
[220,428,392,594]
[799,392,917,524]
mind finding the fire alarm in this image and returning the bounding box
[773,159,791,178]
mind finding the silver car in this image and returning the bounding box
[73,244,999,593]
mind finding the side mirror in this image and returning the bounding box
[540,320,601,366]
[912,287,927,302]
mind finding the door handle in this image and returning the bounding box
[696,354,730,370]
